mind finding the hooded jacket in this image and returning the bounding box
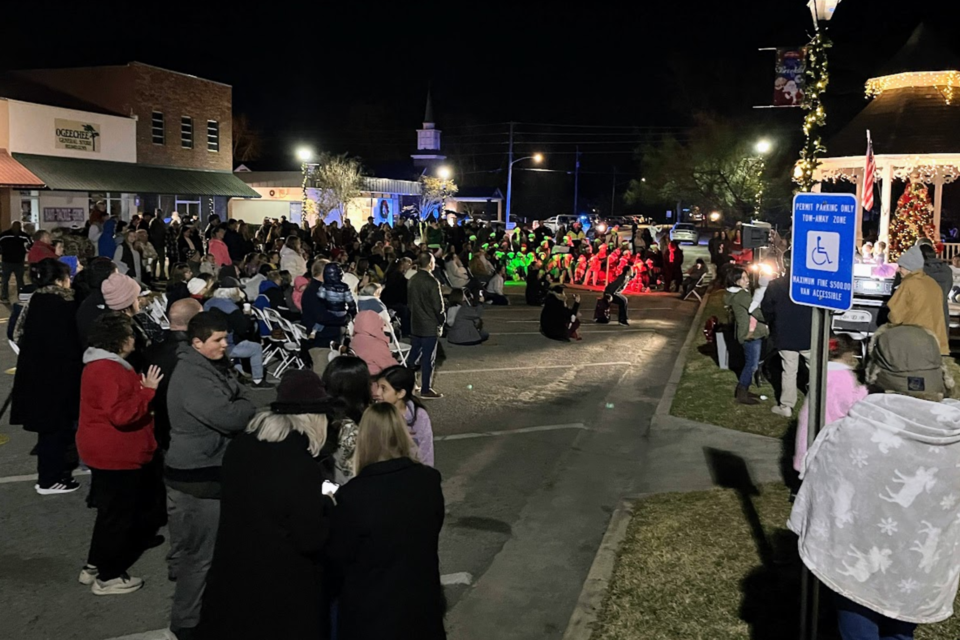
[254,279,285,334]
[887,269,950,355]
[165,343,256,497]
[98,217,117,258]
[540,291,579,341]
[922,255,952,330]
[446,302,484,345]
[404,400,435,467]
[408,269,445,338]
[76,347,156,470]
[351,310,396,375]
[725,286,769,344]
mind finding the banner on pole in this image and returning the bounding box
[774,49,806,107]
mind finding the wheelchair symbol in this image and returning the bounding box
[811,235,833,267]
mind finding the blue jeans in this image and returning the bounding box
[834,593,916,640]
[409,335,438,391]
[739,338,762,387]
[228,340,264,381]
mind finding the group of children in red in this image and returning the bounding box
[535,238,685,294]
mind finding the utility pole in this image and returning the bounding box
[610,166,616,217]
[573,146,581,216]
[504,121,515,225]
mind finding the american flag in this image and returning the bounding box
[863,130,875,212]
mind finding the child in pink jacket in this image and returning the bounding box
[794,334,868,472]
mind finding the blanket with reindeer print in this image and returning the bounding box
[788,394,960,624]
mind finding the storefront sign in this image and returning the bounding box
[55,119,101,152]
[43,207,86,223]
[774,49,806,107]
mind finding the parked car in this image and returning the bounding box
[541,214,597,235]
[669,222,700,245]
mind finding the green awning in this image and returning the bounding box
[12,153,260,198]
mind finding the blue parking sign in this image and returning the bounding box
[790,193,857,311]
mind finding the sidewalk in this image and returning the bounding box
[562,293,785,640]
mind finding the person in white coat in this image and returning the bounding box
[279,236,307,278]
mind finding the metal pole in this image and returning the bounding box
[573,146,581,216]
[799,306,830,640]
[505,122,515,226]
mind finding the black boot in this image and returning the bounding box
[736,385,759,405]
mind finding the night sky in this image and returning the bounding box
[5,0,960,218]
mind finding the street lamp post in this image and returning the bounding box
[437,166,452,221]
[296,147,316,224]
[754,139,772,216]
[505,153,542,227]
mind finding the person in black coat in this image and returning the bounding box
[327,402,446,640]
[200,370,337,640]
[761,255,813,417]
[11,259,84,494]
[525,260,548,306]
[75,257,118,347]
[145,298,203,450]
[540,285,581,342]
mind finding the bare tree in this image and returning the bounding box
[418,175,459,220]
[311,153,365,224]
[232,114,262,163]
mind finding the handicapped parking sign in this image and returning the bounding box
[790,193,857,311]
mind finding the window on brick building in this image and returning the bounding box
[181,117,193,149]
[152,112,164,144]
[207,120,219,153]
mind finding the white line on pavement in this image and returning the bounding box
[435,423,589,442]
[441,571,474,586]
[491,329,655,335]
[103,630,173,640]
[441,362,631,375]
[0,468,90,485]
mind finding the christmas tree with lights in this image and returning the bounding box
[888,177,934,260]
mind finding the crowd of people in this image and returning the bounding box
[721,234,960,640]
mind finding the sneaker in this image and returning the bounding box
[619,320,630,326]
[91,572,144,595]
[771,405,793,417]
[250,379,275,389]
[420,389,444,399]
[36,478,80,495]
[78,564,98,585]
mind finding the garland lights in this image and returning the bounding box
[794,31,832,193]
[865,70,960,104]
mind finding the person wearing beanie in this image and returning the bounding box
[101,272,142,314]
[198,369,336,640]
[887,243,950,355]
[187,276,214,300]
[76,258,119,347]
[789,323,960,640]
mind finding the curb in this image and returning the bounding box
[654,290,710,418]
[561,501,636,640]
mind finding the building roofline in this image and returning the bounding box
[126,62,231,88]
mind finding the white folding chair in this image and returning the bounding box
[387,323,411,366]
[263,308,307,377]
[148,298,170,330]
[682,272,709,302]
[251,307,282,368]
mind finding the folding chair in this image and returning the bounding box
[148,298,170,330]
[682,272,708,302]
[387,322,411,366]
[251,308,282,368]
[262,308,307,377]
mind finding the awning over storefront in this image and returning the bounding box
[12,153,259,198]
[0,150,44,188]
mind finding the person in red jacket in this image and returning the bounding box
[76,312,163,596]
[207,226,232,267]
[26,229,57,264]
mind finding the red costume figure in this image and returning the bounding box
[574,255,588,283]
[585,254,601,286]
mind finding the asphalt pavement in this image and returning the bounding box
[0,261,706,640]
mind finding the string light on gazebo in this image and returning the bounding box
[865,70,960,103]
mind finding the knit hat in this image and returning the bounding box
[897,244,924,272]
[866,324,950,398]
[270,370,329,414]
[187,277,208,295]
[101,273,141,310]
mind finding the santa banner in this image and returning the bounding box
[774,49,805,107]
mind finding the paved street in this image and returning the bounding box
[1,279,702,640]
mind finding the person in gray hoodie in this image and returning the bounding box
[164,311,256,640]
[918,241,952,331]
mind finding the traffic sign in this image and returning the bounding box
[790,192,857,311]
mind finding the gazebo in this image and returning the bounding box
[814,24,960,253]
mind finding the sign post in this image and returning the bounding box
[790,192,857,640]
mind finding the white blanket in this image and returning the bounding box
[788,394,960,624]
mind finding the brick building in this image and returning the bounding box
[0,63,253,227]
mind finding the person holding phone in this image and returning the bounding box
[199,369,337,639]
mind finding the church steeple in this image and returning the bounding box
[412,89,445,169]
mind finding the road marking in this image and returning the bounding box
[436,423,589,442]
[441,362,631,375]
[103,630,172,640]
[0,468,90,485]
[441,571,474,586]
[491,329,655,336]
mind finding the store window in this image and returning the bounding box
[207,120,219,153]
[152,111,165,144]
[19,191,39,226]
[181,116,193,149]
[176,196,201,220]
[88,193,123,218]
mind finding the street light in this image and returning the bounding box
[437,166,452,180]
[753,140,773,215]
[755,139,772,155]
[505,153,543,227]
[710,211,722,222]
[808,0,841,26]
[436,166,453,219]
[296,147,314,163]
